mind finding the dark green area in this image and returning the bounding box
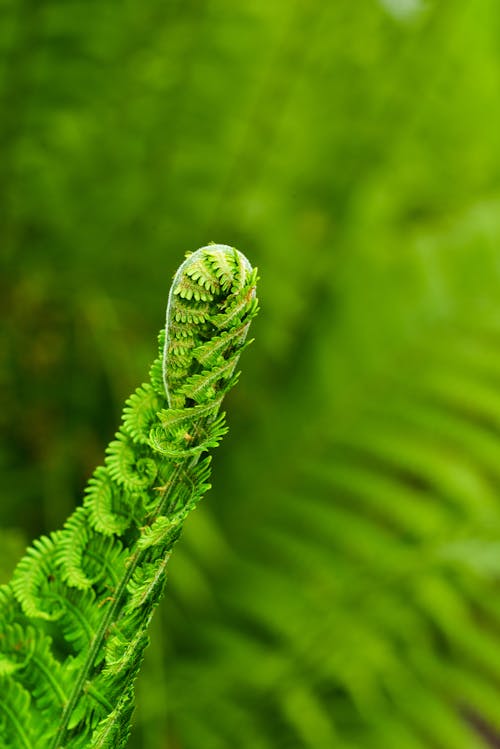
[3,0,500,747]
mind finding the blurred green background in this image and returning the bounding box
[3,0,500,746]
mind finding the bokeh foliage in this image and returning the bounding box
[3,0,500,746]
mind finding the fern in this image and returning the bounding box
[0,244,258,748]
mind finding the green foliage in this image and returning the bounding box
[4,1,500,748]
[0,246,258,747]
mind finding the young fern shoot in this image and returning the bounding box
[0,245,258,749]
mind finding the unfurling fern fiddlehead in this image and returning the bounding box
[0,245,258,749]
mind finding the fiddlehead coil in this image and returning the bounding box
[163,243,257,407]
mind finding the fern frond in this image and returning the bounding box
[180,355,241,404]
[151,412,229,460]
[1,625,69,714]
[212,285,258,331]
[0,244,257,747]
[0,677,39,749]
[185,256,221,293]
[105,435,158,491]
[125,556,170,613]
[56,507,127,591]
[193,323,251,368]
[172,299,211,325]
[89,687,135,749]
[11,536,61,622]
[137,514,183,551]
[173,273,216,303]
[122,384,162,446]
[84,467,134,536]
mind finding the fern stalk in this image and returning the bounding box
[0,244,258,748]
